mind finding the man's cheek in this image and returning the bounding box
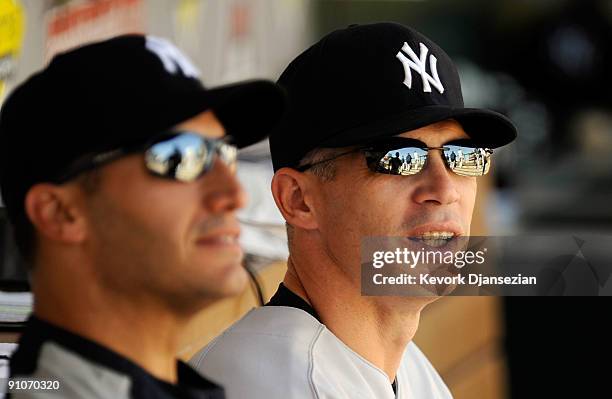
[462,183,478,230]
[354,207,391,237]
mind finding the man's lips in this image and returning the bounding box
[196,235,239,245]
[195,228,241,248]
[405,222,464,238]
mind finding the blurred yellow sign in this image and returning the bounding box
[0,0,25,101]
[177,0,200,28]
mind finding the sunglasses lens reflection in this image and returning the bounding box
[368,147,428,175]
[367,143,492,177]
[217,143,238,173]
[145,134,210,181]
[443,145,491,177]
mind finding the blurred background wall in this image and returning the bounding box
[1,1,611,398]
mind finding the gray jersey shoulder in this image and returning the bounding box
[191,306,453,399]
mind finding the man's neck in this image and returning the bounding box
[32,271,186,384]
[284,255,433,382]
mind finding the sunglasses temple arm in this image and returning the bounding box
[294,148,362,172]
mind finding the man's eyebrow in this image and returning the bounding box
[443,137,474,143]
[390,135,472,145]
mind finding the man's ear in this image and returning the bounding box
[24,183,88,244]
[271,168,319,231]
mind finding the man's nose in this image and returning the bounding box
[410,150,461,206]
[201,158,248,213]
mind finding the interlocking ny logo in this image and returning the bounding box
[396,42,444,94]
[145,36,200,78]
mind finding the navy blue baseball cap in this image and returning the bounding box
[270,22,517,171]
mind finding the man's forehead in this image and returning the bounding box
[397,119,469,143]
[173,110,226,139]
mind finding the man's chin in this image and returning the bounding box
[378,295,441,312]
[222,265,250,296]
[207,262,250,298]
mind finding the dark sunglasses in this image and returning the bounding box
[297,137,493,177]
[56,132,238,183]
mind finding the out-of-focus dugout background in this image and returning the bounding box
[1,1,611,398]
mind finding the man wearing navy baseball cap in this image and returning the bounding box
[0,35,285,398]
[192,22,517,398]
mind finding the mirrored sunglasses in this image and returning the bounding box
[297,137,493,177]
[55,132,238,183]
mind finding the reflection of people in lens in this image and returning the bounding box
[449,151,456,168]
[389,152,402,175]
[481,149,489,174]
[404,153,412,171]
[167,147,182,178]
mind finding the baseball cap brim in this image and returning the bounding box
[319,105,517,149]
[205,80,286,149]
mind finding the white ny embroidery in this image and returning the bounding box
[145,36,200,78]
[396,42,444,94]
